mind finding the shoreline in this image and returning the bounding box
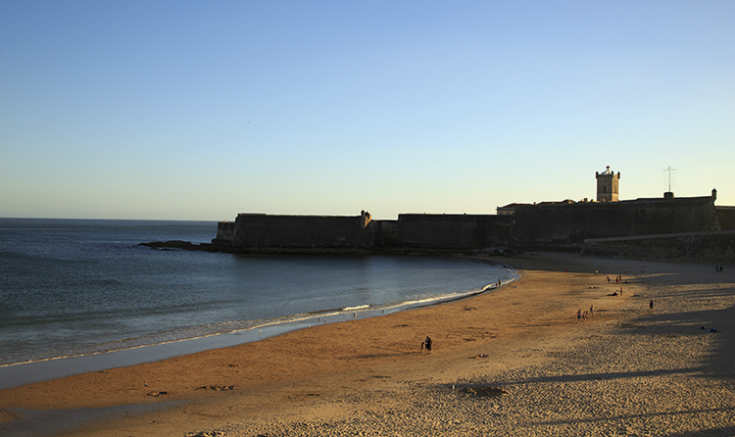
[0,260,517,390]
[1,253,733,436]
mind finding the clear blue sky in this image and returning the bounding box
[2,1,734,220]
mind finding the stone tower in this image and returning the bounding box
[595,165,620,202]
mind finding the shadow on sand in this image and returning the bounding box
[497,367,704,386]
[495,265,735,434]
[533,406,735,427]
[618,301,735,381]
[664,426,735,437]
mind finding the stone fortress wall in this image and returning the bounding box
[396,214,512,249]
[213,221,235,245]
[717,207,735,231]
[218,211,374,249]
[511,195,720,244]
[371,220,400,248]
[212,167,731,251]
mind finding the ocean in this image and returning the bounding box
[0,218,514,369]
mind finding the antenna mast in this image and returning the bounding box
[664,165,676,192]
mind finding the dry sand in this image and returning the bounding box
[1,253,734,436]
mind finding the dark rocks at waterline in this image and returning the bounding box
[138,240,501,256]
[139,240,218,252]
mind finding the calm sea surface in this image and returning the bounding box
[0,218,513,366]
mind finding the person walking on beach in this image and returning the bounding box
[649,299,654,310]
[590,304,594,316]
[421,336,432,352]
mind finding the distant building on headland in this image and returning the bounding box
[213,166,732,251]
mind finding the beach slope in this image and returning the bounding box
[1,253,734,436]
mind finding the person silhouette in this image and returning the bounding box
[422,336,432,352]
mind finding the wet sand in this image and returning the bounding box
[1,252,734,436]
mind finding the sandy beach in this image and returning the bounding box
[1,252,734,436]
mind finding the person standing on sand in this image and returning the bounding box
[650,299,654,310]
[577,309,582,320]
[421,336,432,352]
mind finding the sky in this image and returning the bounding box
[1,1,734,220]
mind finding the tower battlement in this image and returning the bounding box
[596,165,620,202]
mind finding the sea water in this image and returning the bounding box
[0,218,514,369]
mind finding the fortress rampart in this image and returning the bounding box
[397,214,511,249]
[511,195,719,243]
[218,211,374,249]
[214,221,235,245]
[212,193,724,251]
[717,207,735,231]
[372,220,400,248]
[213,195,723,251]
[211,166,729,254]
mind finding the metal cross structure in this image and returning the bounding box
[664,165,677,192]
